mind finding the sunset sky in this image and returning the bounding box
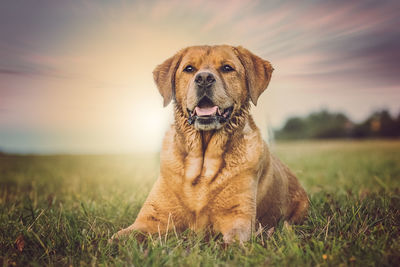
[1,0,399,153]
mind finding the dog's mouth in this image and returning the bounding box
[187,97,233,125]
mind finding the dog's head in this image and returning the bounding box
[153,45,274,131]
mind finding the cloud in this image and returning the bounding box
[0,68,25,76]
[244,0,400,88]
[2,0,398,88]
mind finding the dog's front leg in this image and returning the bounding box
[110,178,182,242]
[212,192,257,244]
[210,173,258,244]
[110,220,151,242]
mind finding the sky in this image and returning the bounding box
[0,0,399,153]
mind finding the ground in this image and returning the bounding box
[0,140,399,266]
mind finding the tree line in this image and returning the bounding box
[275,109,400,139]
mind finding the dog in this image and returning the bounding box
[111,45,308,244]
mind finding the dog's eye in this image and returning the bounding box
[221,64,234,72]
[183,65,195,73]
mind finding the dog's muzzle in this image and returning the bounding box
[187,96,233,126]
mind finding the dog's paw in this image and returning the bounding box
[108,228,131,244]
[108,236,118,245]
[109,226,149,244]
[223,226,251,245]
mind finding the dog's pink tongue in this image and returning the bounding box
[195,106,218,116]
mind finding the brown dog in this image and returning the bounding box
[111,45,308,244]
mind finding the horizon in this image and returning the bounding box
[0,107,397,155]
[1,0,399,153]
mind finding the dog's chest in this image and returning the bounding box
[178,152,228,214]
[182,179,219,231]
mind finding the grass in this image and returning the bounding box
[1,140,399,266]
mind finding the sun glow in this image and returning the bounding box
[1,0,399,153]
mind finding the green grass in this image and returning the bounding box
[1,140,399,266]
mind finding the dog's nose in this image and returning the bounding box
[195,72,216,87]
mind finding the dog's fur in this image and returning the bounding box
[111,45,308,244]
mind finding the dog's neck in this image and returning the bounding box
[172,102,252,182]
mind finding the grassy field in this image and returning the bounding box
[1,140,399,266]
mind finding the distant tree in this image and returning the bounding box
[352,110,399,138]
[275,109,399,140]
[276,110,351,139]
[278,117,306,139]
[379,110,398,137]
[396,113,400,135]
[305,110,350,138]
[351,120,370,138]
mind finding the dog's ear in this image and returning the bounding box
[233,46,274,105]
[153,51,183,107]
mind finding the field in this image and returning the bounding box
[1,140,399,266]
